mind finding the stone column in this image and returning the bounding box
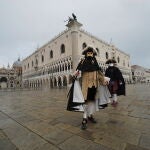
[66,20,82,72]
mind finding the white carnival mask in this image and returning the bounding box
[109,63,114,66]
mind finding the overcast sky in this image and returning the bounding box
[0,0,150,68]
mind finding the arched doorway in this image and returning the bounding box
[54,78,57,87]
[46,78,49,88]
[50,78,53,88]
[58,76,62,87]
[9,77,14,88]
[68,75,73,84]
[63,76,67,86]
[0,77,7,82]
[0,77,7,89]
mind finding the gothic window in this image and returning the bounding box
[32,61,34,67]
[68,63,71,70]
[71,62,73,69]
[35,59,38,65]
[60,44,65,54]
[28,63,29,68]
[117,56,120,63]
[106,52,109,59]
[55,66,57,72]
[41,55,44,63]
[60,66,62,72]
[65,64,67,71]
[62,64,64,71]
[50,50,53,58]
[96,48,99,56]
[82,42,87,49]
[123,60,125,66]
[52,68,54,73]
[57,66,59,72]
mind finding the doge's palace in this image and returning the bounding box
[22,17,132,88]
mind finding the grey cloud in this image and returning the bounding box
[0,0,150,68]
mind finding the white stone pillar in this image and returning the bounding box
[66,20,82,72]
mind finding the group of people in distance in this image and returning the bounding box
[67,45,125,130]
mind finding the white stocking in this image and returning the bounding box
[112,94,117,102]
[87,102,95,117]
[83,104,88,119]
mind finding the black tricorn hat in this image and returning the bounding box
[82,45,97,56]
[105,59,117,64]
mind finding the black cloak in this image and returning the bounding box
[105,66,126,96]
[76,56,102,72]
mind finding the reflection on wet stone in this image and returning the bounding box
[0,84,149,150]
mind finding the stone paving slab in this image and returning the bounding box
[11,132,48,150]
[125,143,149,150]
[0,129,18,150]
[0,84,150,150]
[58,135,98,150]
[43,128,73,145]
[139,134,150,149]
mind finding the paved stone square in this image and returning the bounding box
[0,84,150,150]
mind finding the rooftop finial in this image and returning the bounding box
[65,13,77,24]
[72,13,77,21]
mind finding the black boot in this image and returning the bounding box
[81,118,87,130]
[88,115,97,123]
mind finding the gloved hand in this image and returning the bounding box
[73,70,79,76]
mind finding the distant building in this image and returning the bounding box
[22,18,132,88]
[145,69,150,83]
[12,58,22,88]
[131,65,150,83]
[0,58,22,89]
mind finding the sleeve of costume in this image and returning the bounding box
[94,58,105,84]
[105,69,109,77]
[116,68,125,83]
[73,60,83,78]
[76,59,84,71]
[97,70,105,85]
[116,67,126,96]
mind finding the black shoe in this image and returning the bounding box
[81,118,87,130]
[88,115,97,123]
[99,104,108,109]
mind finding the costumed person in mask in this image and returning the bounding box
[105,59,126,107]
[67,46,107,130]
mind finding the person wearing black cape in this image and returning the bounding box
[67,46,106,130]
[105,59,126,107]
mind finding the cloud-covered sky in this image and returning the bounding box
[0,0,150,68]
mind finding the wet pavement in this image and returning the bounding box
[0,84,150,150]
